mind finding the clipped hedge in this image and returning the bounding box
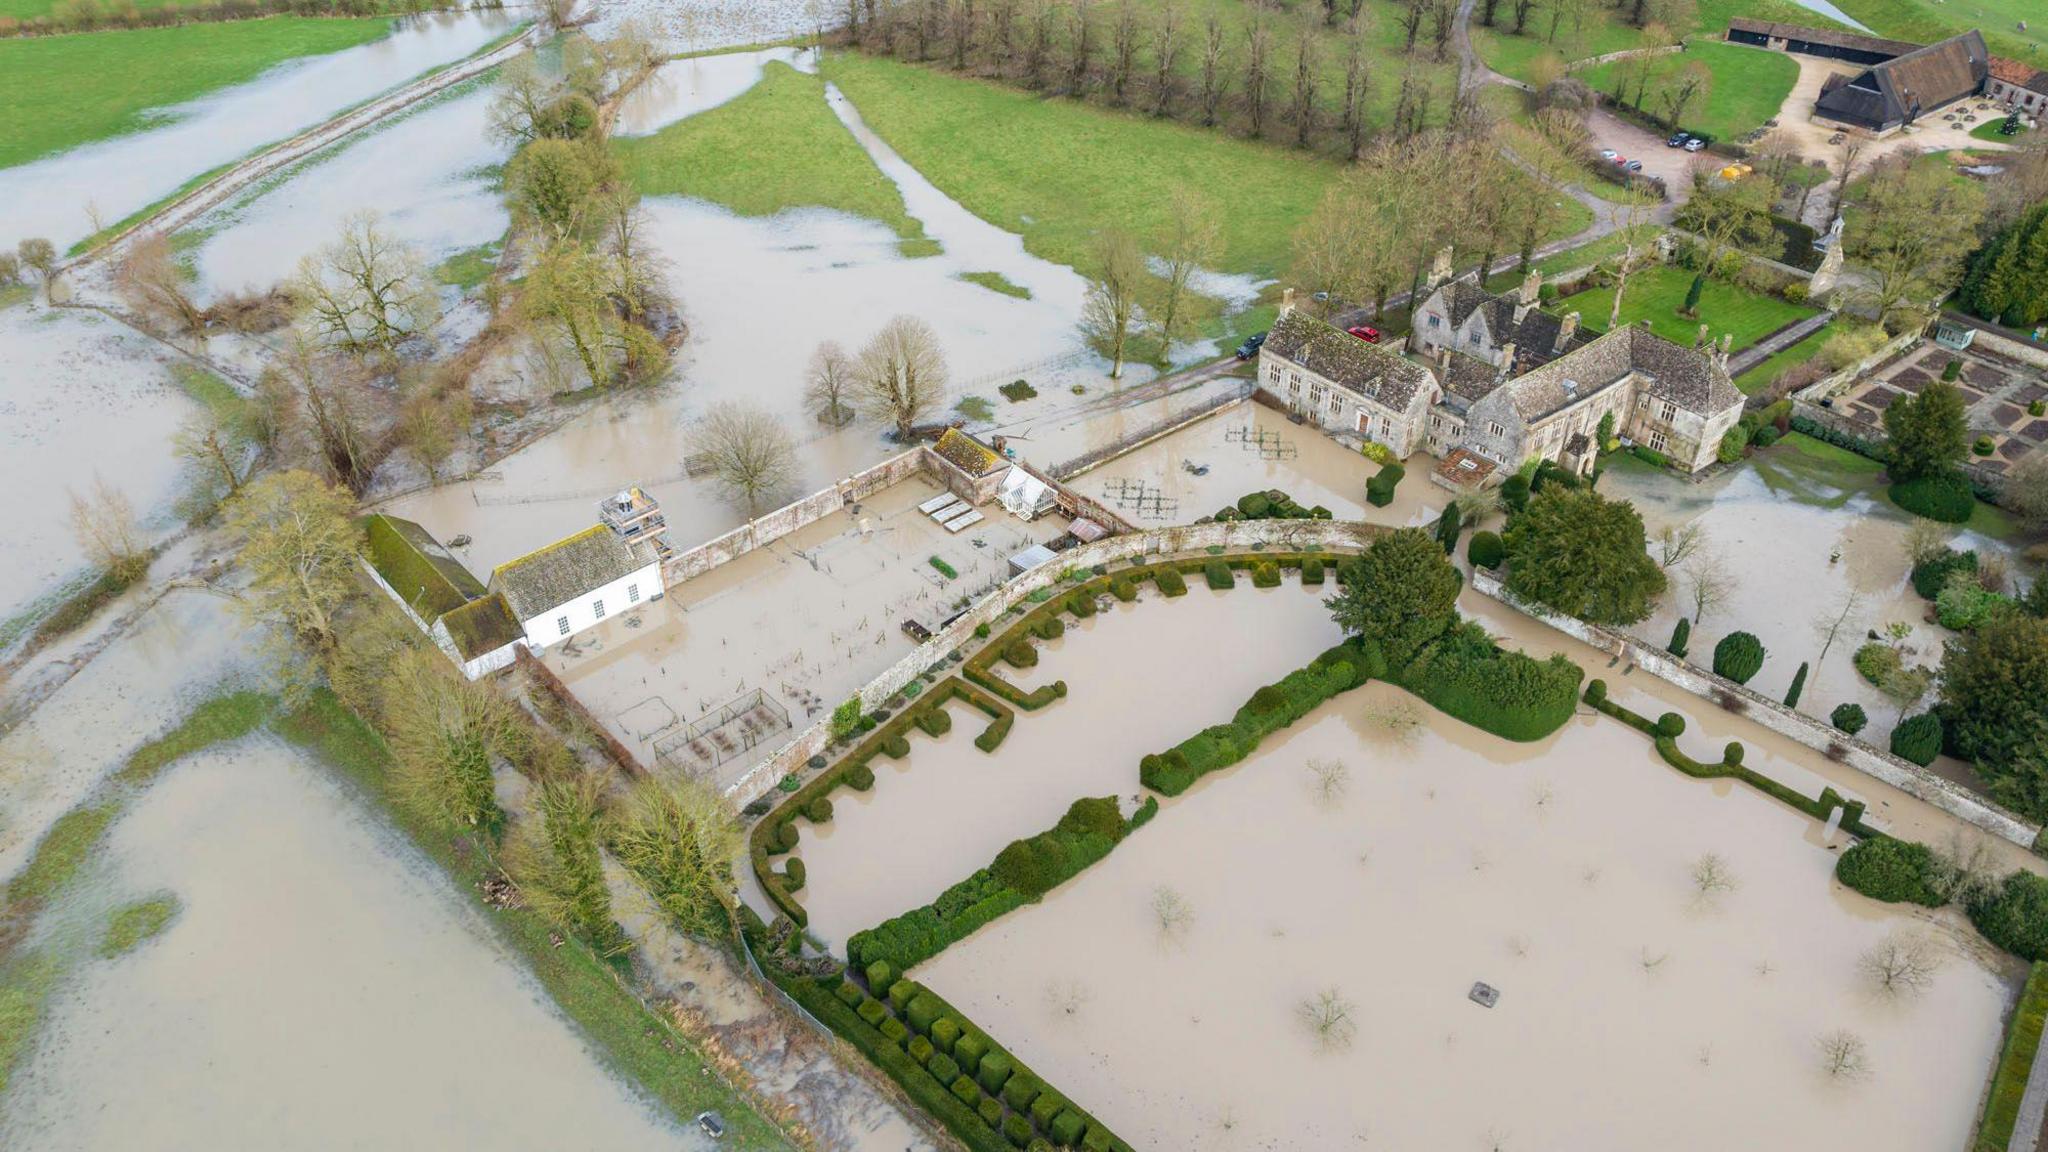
[1004,639,1039,669]
[1033,615,1066,641]
[1204,560,1234,589]
[1891,472,1976,523]
[1976,964,2048,1152]
[1972,873,2048,962]
[783,857,807,891]
[1834,835,1944,907]
[1251,561,1281,588]
[1153,566,1187,596]
[1301,557,1325,585]
[806,796,835,823]
[1390,620,1582,743]
[1142,645,1365,795]
[917,709,954,737]
[1890,712,1943,767]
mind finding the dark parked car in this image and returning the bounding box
[1235,332,1267,360]
[696,1112,727,1140]
[1346,325,1382,344]
[1666,131,1690,147]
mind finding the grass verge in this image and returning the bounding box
[957,270,1031,299]
[1558,264,1816,352]
[98,894,182,958]
[1733,326,1829,395]
[615,59,935,257]
[1583,40,1799,142]
[0,17,397,170]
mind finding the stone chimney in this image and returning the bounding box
[1495,342,1518,383]
[1695,322,1710,350]
[1280,287,1295,317]
[1713,333,1734,373]
[1428,244,1454,292]
[1520,268,1542,308]
[1555,312,1580,355]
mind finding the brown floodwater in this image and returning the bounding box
[792,578,1344,950]
[1,737,704,1150]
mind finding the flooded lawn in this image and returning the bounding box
[1599,443,2028,749]
[0,12,518,253]
[915,682,2011,1151]
[613,47,818,137]
[792,580,1344,950]
[182,78,508,303]
[550,476,1068,790]
[0,304,199,626]
[0,738,698,1151]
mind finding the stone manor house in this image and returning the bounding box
[1256,267,1745,481]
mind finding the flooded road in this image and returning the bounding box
[0,12,520,253]
[0,737,701,1151]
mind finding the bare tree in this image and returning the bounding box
[1603,194,1659,331]
[119,231,205,334]
[1654,59,1711,132]
[18,237,58,298]
[398,380,467,483]
[1682,553,1731,625]
[1858,931,1941,999]
[1308,757,1351,808]
[1150,1,1182,116]
[1066,0,1094,93]
[1153,188,1218,349]
[269,338,378,494]
[1108,0,1139,103]
[1811,590,1865,667]
[1690,852,1738,900]
[486,52,562,146]
[1428,0,1456,61]
[1338,22,1372,161]
[1023,0,1055,88]
[1297,987,1357,1051]
[226,469,363,650]
[854,315,950,437]
[1079,229,1145,378]
[1364,699,1424,743]
[1198,14,1227,126]
[1152,885,1194,940]
[1843,154,1987,325]
[1932,830,2002,905]
[174,412,247,499]
[68,475,146,576]
[295,212,439,363]
[687,401,800,513]
[806,340,857,426]
[1290,19,1320,147]
[1817,1029,1870,1081]
[1655,520,1708,569]
[1243,13,1273,138]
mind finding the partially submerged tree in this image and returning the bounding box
[854,314,949,438]
[1152,188,1219,350]
[1296,987,1357,1052]
[1817,1029,1870,1081]
[118,231,205,334]
[805,340,857,426]
[225,469,363,651]
[1327,527,1461,667]
[1152,885,1194,940]
[67,474,147,579]
[687,400,800,514]
[295,212,440,364]
[507,770,630,956]
[606,775,745,940]
[1079,228,1146,378]
[1308,757,1350,808]
[1858,931,1940,999]
[381,646,521,836]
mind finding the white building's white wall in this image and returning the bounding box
[518,561,665,649]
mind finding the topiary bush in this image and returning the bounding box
[1002,1113,1033,1147]
[909,1035,934,1064]
[1154,566,1187,596]
[1004,639,1038,668]
[977,1098,1004,1129]
[857,997,888,1027]
[1109,576,1136,601]
[1029,1091,1069,1130]
[1251,561,1281,587]
[1853,641,1902,685]
[1301,557,1325,585]
[881,1017,909,1047]
[1067,592,1096,618]
[931,1017,961,1054]
[806,796,835,823]
[907,993,946,1035]
[954,1033,987,1075]
[1237,492,1272,518]
[977,1050,1014,1094]
[1366,462,1405,507]
[1836,836,1944,906]
[883,735,911,759]
[835,978,865,1008]
[950,1074,981,1108]
[772,821,799,853]
[1784,661,1808,707]
[917,709,953,737]
[1723,742,1744,766]
[847,762,877,790]
[1890,712,1944,766]
[1033,615,1065,641]
[1971,872,2048,961]
[1002,1071,1042,1111]
[1656,712,1686,738]
[887,977,920,1011]
[783,857,807,891]
[1711,631,1765,685]
[1911,548,1978,600]
[927,1050,960,1083]
[1667,617,1691,658]
[1831,702,1868,734]
[1467,530,1504,570]
[1205,560,1234,589]
[1048,1111,1085,1146]
[866,960,897,995]
[1584,678,1607,704]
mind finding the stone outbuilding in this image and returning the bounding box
[490,525,664,650]
[1255,303,1440,456]
[1814,30,1990,133]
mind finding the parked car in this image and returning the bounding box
[1235,332,1267,360]
[1625,159,1644,172]
[1665,132,1690,148]
[696,1112,727,1140]
[1611,154,1629,167]
[1683,137,1707,153]
[1598,148,1618,161]
[1346,325,1382,344]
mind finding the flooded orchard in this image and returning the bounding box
[0,738,700,1151]
[789,579,2020,1150]
[0,11,520,253]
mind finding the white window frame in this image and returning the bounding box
[1660,401,1678,422]
[1488,421,1506,439]
[627,583,641,604]
[556,615,571,636]
[592,599,606,620]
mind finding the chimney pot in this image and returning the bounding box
[1556,311,1580,354]
[1281,287,1295,315]
[1520,268,1542,308]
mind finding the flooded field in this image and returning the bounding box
[614,47,817,136]
[551,476,1067,789]
[0,737,699,1151]
[588,0,819,54]
[1601,445,2029,749]
[0,304,200,626]
[792,579,1343,949]
[0,12,518,253]
[182,79,509,303]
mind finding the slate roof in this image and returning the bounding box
[437,592,524,661]
[1817,31,1989,128]
[1726,18,1921,59]
[1990,56,2048,96]
[1477,297,1595,368]
[1266,310,1435,411]
[1502,325,1741,424]
[1436,280,1495,329]
[1436,350,1506,415]
[490,526,659,622]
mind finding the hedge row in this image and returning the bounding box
[748,677,1013,927]
[1583,680,1877,838]
[1390,620,1581,743]
[1977,964,2048,1152]
[1833,835,1944,907]
[1211,488,1334,522]
[1141,642,1369,796]
[847,796,1150,973]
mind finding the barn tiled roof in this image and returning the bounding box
[1817,31,1989,127]
[1726,18,1921,59]
[490,526,658,622]
[1264,309,1435,411]
[1501,326,1740,423]
[1990,56,2048,95]
[438,592,523,660]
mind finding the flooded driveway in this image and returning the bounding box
[0,12,519,253]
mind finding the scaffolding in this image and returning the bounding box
[1225,424,1297,459]
[653,688,792,780]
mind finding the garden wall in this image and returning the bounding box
[1470,569,2040,846]
[662,448,928,585]
[1792,329,1922,403]
[1049,390,1251,480]
[724,520,1374,807]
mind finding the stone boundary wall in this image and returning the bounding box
[662,448,927,585]
[1567,43,1685,72]
[517,646,650,778]
[1049,390,1250,481]
[723,520,1372,807]
[1793,329,1921,403]
[1470,569,2040,846]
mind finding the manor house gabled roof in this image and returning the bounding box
[1502,326,1741,424]
[489,525,659,622]
[1265,309,1434,411]
[1817,30,1989,127]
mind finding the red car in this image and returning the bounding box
[1346,325,1381,344]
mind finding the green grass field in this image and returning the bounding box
[1475,0,1843,85]
[1559,264,1817,352]
[1833,0,2046,66]
[1973,116,2032,143]
[1733,325,1828,394]
[1583,40,1800,141]
[614,60,936,256]
[0,18,395,170]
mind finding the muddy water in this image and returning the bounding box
[613,47,817,136]
[1600,453,2026,750]
[0,12,519,253]
[185,81,508,302]
[917,683,2012,1152]
[0,304,199,624]
[0,738,701,1150]
[550,476,1065,788]
[586,0,820,54]
[793,580,1344,949]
